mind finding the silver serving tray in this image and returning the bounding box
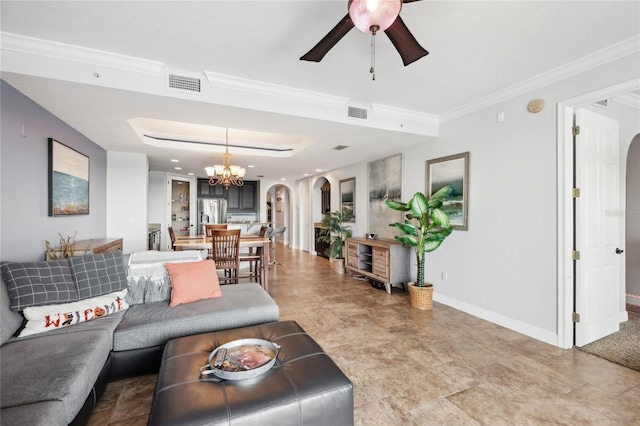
[200,338,280,381]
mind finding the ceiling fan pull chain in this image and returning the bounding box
[370,31,376,81]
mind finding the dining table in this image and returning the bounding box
[172,235,271,291]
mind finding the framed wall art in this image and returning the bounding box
[48,138,90,216]
[426,151,469,230]
[339,177,355,220]
[368,154,402,240]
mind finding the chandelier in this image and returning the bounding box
[204,128,246,188]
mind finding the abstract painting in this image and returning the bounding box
[49,138,89,216]
[368,154,402,240]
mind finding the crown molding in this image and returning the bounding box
[439,35,640,123]
[612,92,640,109]
[372,103,439,126]
[0,32,166,75]
[204,71,348,109]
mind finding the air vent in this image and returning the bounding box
[347,106,367,120]
[332,145,349,151]
[592,99,608,109]
[168,74,201,93]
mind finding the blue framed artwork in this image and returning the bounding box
[48,138,90,216]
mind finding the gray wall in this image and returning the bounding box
[1,80,107,261]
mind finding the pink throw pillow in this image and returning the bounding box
[166,259,223,307]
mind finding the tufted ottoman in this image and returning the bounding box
[148,321,354,426]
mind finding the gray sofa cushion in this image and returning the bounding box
[0,401,68,426]
[1,260,77,311]
[0,271,25,345]
[113,283,279,352]
[0,329,113,424]
[69,252,128,299]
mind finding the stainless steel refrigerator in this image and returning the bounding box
[197,198,227,235]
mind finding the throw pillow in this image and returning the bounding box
[69,252,128,300]
[126,250,206,305]
[18,289,129,337]
[1,260,78,311]
[165,259,222,307]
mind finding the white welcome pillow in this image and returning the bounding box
[19,289,129,337]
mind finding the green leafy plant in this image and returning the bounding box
[385,185,454,287]
[317,210,354,259]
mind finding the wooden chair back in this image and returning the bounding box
[210,229,241,284]
[204,224,228,242]
[168,226,176,250]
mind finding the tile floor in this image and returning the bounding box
[89,245,640,425]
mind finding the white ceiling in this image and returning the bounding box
[1,1,639,182]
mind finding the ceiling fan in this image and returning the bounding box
[300,0,428,67]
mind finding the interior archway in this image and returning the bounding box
[626,134,640,308]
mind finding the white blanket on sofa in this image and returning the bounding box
[127,250,207,304]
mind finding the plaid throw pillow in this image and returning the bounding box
[1,260,78,311]
[69,252,128,299]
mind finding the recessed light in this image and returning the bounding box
[248,165,255,168]
[170,159,179,163]
[280,178,286,181]
[315,169,322,172]
[188,172,194,176]
[174,167,182,170]
[303,173,309,176]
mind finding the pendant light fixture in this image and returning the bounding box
[348,0,402,80]
[204,128,246,188]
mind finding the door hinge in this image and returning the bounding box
[572,125,580,136]
[572,188,580,198]
[572,250,580,260]
[572,312,581,323]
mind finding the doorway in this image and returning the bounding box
[557,79,640,349]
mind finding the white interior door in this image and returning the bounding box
[575,108,621,346]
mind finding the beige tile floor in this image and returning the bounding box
[89,245,640,425]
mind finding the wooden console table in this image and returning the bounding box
[345,237,411,294]
[45,238,123,260]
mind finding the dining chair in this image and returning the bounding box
[204,224,228,241]
[210,229,241,284]
[238,225,268,285]
[168,226,176,250]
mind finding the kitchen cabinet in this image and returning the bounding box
[197,179,225,198]
[197,179,258,213]
[345,237,411,294]
[227,181,258,212]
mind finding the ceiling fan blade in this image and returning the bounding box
[402,0,422,3]
[300,14,355,62]
[385,15,428,66]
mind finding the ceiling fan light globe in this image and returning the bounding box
[348,0,402,34]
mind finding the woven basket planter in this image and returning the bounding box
[408,282,434,310]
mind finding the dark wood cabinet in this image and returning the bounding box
[227,181,257,213]
[315,227,330,258]
[197,179,258,212]
[197,179,225,198]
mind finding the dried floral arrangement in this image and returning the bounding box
[45,232,91,260]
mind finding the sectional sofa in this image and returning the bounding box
[0,250,279,426]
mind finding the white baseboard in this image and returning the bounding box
[433,292,559,347]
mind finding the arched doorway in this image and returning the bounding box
[626,134,640,308]
[265,184,292,248]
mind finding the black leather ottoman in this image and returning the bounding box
[148,321,354,426]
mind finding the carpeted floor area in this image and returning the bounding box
[578,305,640,372]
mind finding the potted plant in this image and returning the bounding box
[385,185,454,309]
[318,210,354,273]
